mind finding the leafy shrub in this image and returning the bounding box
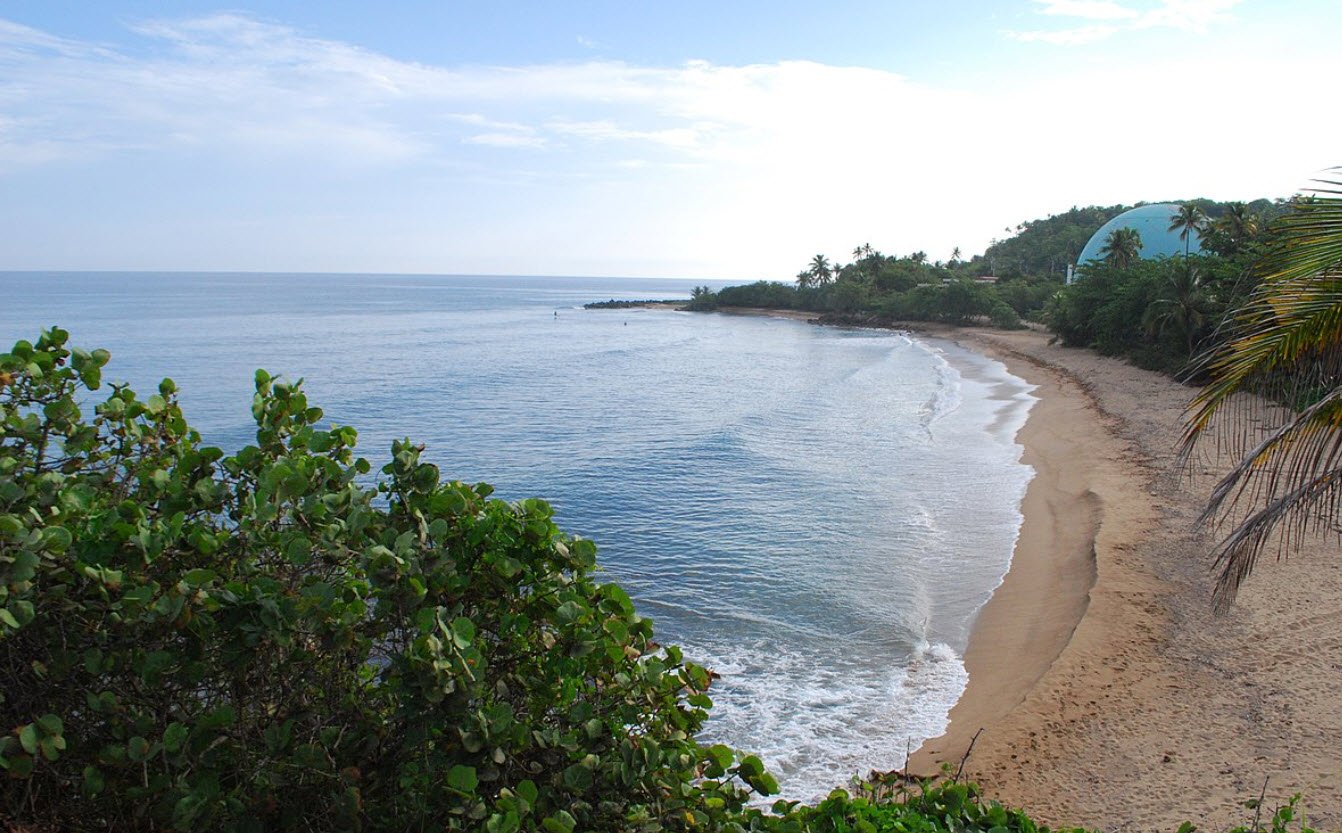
[715,281,799,309]
[0,328,774,832]
[778,778,1089,831]
[685,285,719,311]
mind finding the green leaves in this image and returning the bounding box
[18,724,38,755]
[1,329,781,832]
[450,616,475,648]
[446,764,477,794]
[163,723,188,754]
[126,736,151,763]
[734,754,779,796]
[14,716,65,763]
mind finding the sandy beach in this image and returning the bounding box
[908,327,1342,832]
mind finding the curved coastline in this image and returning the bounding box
[709,310,1114,779]
[714,310,1342,829]
[907,329,1113,773]
[904,325,1342,831]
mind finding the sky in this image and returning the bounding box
[2,1,1341,279]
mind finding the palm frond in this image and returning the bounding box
[1183,168,1342,606]
[1201,388,1342,611]
[1186,272,1342,446]
[1209,464,1342,612]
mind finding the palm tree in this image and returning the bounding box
[1212,202,1261,255]
[1143,263,1213,357]
[808,254,832,286]
[1100,227,1142,269]
[1182,171,1342,608]
[1169,202,1208,260]
[795,269,813,290]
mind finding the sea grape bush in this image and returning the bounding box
[0,328,776,831]
[776,779,1090,833]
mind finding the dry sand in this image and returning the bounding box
[909,327,1342,832]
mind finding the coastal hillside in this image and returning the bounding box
[692,196,1289,376]
[967,198,1288,281]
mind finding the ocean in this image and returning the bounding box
[0,272,1036,799]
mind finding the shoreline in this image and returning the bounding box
[905,326,1342,830]
[908,330,1109,778]
[704,308,1342,829]
[696,309,1128,783]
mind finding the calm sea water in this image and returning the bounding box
[1,272,1035,799]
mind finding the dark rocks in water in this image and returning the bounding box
[811,312,908,331]
[582,299,684,309]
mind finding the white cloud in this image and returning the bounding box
[1137,0,1241,32]
[1012,0,1241,44]
[0,10,1335,278]
[1034,1,1140,20]
[464,132,548,149]
[1010,24,1122,43]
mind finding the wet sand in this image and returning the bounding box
[909,327,1342,832]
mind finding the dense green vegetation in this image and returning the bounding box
[970,199,1286,281]
[971,205,1129,280]
[685,250,1033,328]
[1045,199,1296,376]
[684,198,1289,379]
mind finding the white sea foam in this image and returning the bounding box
[690,633,969,802]
[916,342,965,429]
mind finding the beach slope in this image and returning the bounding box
[910,327,1342,831]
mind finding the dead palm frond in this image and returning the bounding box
[1182,170,1342,609]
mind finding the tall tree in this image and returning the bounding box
[1212,202,1261,255]
[1169,202,1208,260]
[1183,172,1342,607]
[1099,227,1143,269]
[1143,263,1213,356]
[808,253,832,286]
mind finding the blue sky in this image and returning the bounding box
[2,1,1340,278]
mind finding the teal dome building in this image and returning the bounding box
[1069,203,1202,283]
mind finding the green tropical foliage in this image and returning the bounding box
[807,254,833,286]
[1208,202,1262,256]
[0,328,776,831]
[1143,265,1216,356]
[1183,174,1342,608]
[974,205,1129,280]
[697,247,1025,328]
[1044,197,1281,376]
[703,200,1284,333]
[1170,202,1210,259]
[1100,227,1143,269]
